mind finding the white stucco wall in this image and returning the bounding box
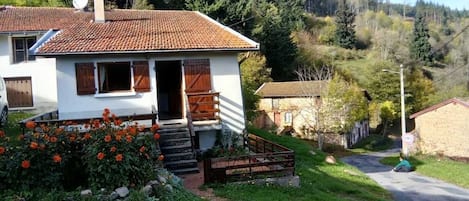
[0,34,58,113]
[55,52,246,134]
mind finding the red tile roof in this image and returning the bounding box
[0,7,258,54]
[409,98,469,119]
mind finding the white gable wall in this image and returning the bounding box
[0,34,58,113]
[55,52,246,133]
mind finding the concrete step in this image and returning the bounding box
[170,167,200,175]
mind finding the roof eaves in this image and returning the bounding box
[29,29,61,56]
[410,98,469,119]
[195,11,259,50]
[34,47,259,56]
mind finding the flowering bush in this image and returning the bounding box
[0,108,163,190]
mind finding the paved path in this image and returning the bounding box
[341,140,469,201]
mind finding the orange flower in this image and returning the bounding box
[104,135,112,143]
[30,142,38,149]
[103,115,110,123]
[93,119,101,128]
[139,146,145,153]
[129,127,137,136]
[21,160,30,169]
[97,152,105,160]
[114,119,122,126]
[126,135,133,143]
[115,154,123,162]
[153,133,160,140]
[40,124,50,132]
[18,134,24,141]
[103,108,110,115]
[0,146,5,155]
[53,154,62,163]
[83,133,91,140]
[55,128,64,134]
[0,130,5,138]
[25,121,36,129]
[158,155,164,161]
[111,114,117,120]
[115,135,122,142]
[49,136,58,143]
[110,146,117,152]
[150,124,160,132]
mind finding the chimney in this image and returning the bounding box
[94,0,105,23]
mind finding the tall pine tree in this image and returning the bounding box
[334,0,357,49]
[409,11,433,63]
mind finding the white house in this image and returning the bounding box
[0,6,59,112]
[1,4,259,173]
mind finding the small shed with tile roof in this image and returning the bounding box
[409,98,469,158]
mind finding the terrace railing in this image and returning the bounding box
[204,134,295,183]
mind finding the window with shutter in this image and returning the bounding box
[133,61,150,92]
[75,63,96,95]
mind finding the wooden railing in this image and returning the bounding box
[186,92,220,121]
[18,107,158,132]
[204,134,295,183]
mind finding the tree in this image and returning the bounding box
[252,2,298,81]
[409,11,433,63]
[132,0,154,9]
[379,100,396,135]
[335,0,357,49]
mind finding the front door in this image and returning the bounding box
[156,61,183,120]
[183,59,214,120]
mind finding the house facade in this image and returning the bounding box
[0,7,60,112]
[1,4,259,173]
[409,98,469,158]
[254,81,370,148]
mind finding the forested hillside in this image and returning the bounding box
[2,0,468,129]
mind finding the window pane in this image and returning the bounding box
[14,38,24,50]
[27,38,36,48]
[15,51,25,63]
[98,62,131,93]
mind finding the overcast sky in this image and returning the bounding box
[388,0,469,10]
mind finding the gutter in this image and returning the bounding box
[29,29,60,56]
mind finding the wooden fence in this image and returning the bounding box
[204,134,295,183]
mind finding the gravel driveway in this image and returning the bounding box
[341,140,469,201]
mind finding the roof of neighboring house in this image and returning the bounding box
[255,81,329,98]
[409,98,469,119]
[0,7,259,55]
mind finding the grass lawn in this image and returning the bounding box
[380,154,469,189]
[2,111,35,142]
[211,127,393,201]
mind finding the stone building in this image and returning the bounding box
[409,98,469,158]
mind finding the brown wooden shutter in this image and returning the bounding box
[183,59,211,93]
[75,63,96,95]
[133,61,150,92]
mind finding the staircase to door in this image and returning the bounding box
[158,125,199,174]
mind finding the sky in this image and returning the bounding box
[389,0,469,10]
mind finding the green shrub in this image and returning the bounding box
[0,108,163,191]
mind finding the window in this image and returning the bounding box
[98,62,131,93]
[285,112,292,124]
[272,98,279,109]
[12,37,36,63]
[75,61,150,95]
